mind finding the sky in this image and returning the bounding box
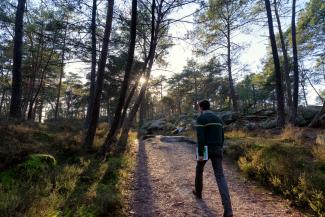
[66,0,322,105]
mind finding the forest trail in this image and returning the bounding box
[128,136,303,217]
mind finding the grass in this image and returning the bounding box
[225,128,325,217]
[0,121,138,217]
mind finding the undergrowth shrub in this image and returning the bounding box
[0,154,57,216]
[0,121,138,217]
[226,137,325,216]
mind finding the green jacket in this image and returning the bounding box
[196,110,224,156]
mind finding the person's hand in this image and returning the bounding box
[198,156,204,161]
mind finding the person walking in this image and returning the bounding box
[192,99,233,217]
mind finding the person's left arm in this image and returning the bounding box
[196,115,205,160]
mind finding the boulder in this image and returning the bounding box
[259,119,277,129]
[215,111,240,124]
[172,127,184,135]
[141,119,176,134]
[298,106,321,122]
[295,114,308,126]
[244,122,258,131]
[253,109,276,116]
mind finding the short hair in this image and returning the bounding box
[198,99,210,110]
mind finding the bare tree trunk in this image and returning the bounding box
[194,75,198,103]
[38,92,43,123]
[9,0,26,119]
[117,80,149,150]
[83,0,115,149]
[226,3,238,112]
[291,0,299,124]
[301,81,308,106]
[300,69,308,106]
[274,0,293,114]
[85,0,97,128]
[119,81,139,128]
[264,0,285,127]
[54,17,68,120]
[0,89,6,116]
[117,0,158,150]
[27,47,54,120]
[100,0,138,155]
[252,83,257,109]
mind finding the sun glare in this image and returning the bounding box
[139,76,147,85]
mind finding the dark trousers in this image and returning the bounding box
[195,149,233,215]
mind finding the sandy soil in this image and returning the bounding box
[128,136,304,217]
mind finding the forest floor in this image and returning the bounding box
[126,136,304,217]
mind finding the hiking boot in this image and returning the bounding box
[192,189,202,199]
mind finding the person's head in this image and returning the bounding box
[198,99,210,111]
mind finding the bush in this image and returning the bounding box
[0,154,57,216]
[225,137,325,216]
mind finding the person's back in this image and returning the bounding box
[193,100,233,217]
[196,110,224,155]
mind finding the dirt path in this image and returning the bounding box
[128,136,303,217]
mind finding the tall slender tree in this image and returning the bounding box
[100,0,138,155]
[117,0,158,148]
[85,0,97,128]
[274,0,293,114]
[291,0,299,124]
[84,0,115,149]
[9,0,26,119]
[264,0,285,127]
[195,0,252,112]
[54,16,68,120]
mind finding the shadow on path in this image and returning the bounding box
[131,140,155,216]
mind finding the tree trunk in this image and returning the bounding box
[116,0,158,151]
[119,79,140,128]
[54,17,68,120]
[117,80,149,151]
[100,0,138,155]
[274,0,293,114]
[300,70,308,106]
[194,75,198,103]
[85,0,97,128]
[0,89,6,116]
[38,92,43,123]
[83,0,115,149]
[252,83,257,109]
[291,0,299,124]
[27,48,54,120]
[226,5,238,112]
[9,0,26,119]
[264,0,285,127]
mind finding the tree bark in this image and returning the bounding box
[9,0,26,119]
[83,0,115,149]
[264,0,285,127]
[85,0,97,128]
[274,0,293,114]
[291,0,299,124]
[100,0,138,155]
